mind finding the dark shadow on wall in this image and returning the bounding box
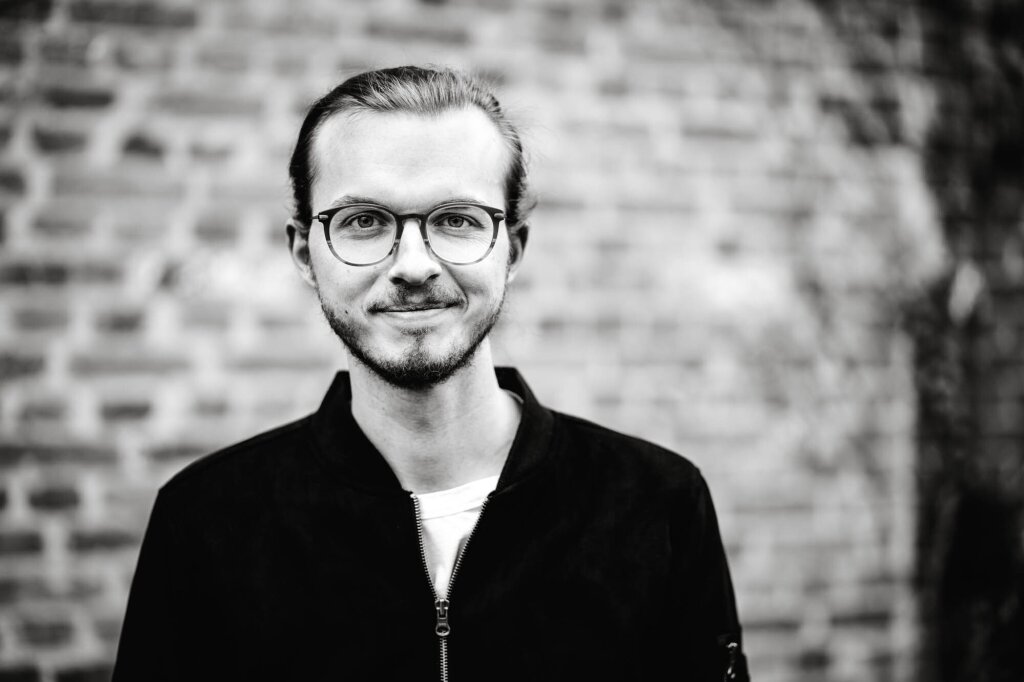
[907,0,1024,680]
[810,0,1024,678]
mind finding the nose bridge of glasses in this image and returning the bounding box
[393,213,433,257]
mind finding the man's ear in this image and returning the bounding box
[506,222,529,282]
[286,219,317,288]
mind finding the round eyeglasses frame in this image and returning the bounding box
[314,202,506,267]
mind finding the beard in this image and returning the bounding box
[316,282,507,391]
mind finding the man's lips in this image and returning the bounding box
[371,301,458,313]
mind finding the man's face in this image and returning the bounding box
[291,107,525,389]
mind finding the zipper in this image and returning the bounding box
[411,492,490,682]
[723,640,741,681]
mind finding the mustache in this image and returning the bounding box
[367,287,463,313]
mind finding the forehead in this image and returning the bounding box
[310,107,509,209]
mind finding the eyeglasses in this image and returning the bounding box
[313,202,506,266]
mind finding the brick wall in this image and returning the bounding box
[0,0,968,680]
[908,0,1024,680]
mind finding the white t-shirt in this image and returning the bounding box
[414,475,499,595]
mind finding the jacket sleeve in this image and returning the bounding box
[112,488,215,681]
[672,471,750,681]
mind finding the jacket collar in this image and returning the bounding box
[308,367,556,496]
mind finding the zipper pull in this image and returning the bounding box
[723,640,739,681]
[434,599,451,637]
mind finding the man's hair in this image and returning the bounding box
[288,65,532,232]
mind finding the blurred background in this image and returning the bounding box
[1,0,1022,680]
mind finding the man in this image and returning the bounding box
[113,66,748,681]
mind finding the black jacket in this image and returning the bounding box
[113,368,748,681]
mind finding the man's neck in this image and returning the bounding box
[348,343,521,493]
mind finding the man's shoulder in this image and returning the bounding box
[158,415,313,500]
[551,409,705,488]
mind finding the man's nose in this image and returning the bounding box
[387,219,442,285]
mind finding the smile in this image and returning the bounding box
[379,304,454,312]
[374,305,458,324]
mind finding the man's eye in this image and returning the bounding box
[345,214,384,229]
[439,214,477,228]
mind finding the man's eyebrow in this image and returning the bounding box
[324,195,493,209]
[326,195,380,207]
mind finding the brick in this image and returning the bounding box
[226,353,330,372]
[682,118,761,141]
[0,0,53,22]
[602,1,627,21]
[114,38,175,71]
[0,666,41,682]
[121,131,163,159]
[207,178,285,203]
[535,25,588,55]
[189,140,233,162]
[110,216,164,244]
[53,167,182,200]
[181,305,229,331]
[272,53,306,77]
[12,260,108,287]
[146,443,208,461]
[0,168,26,195]
[28,486,81,511]
[195,43,248,73]
[0,578,21,604]
[0,441,117,467]
[597,77,629,97]
[19,617,73,647]
[831,608,892,628]
[365,19,470,45]
[69,0,197,28]
[150,90,263,118]
[34,214,92,239]
[0,263,68,286]
[93,616,122,645]
[0,38,23,65]
[22,577,104,602]
[33,126,89,154]
[71,352,189,376]
[74,261,123,285]
[68,528,139,552]
[0,353,45,381]
[19,400,67,424]
[258,312,305,333]
[222,6,341,36]
[40,34,101,67]
[54,665,113,682]
[0,488,6,511]
[798,648,831,671]
[0,531,43,556]
[41,85,116,109]
[195,214,238,244]
[100,401,151,421]
[743,615,802,633]
[95,309,143,333]
[193,398,228,417]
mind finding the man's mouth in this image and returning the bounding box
[371,301,458,313]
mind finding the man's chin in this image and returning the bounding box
[346,345,481,391]
[317,287,505,391]
[324,311,488,390]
